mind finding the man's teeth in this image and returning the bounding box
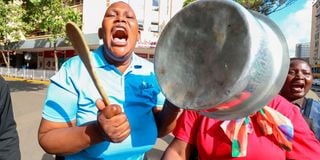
[114,37,126,43]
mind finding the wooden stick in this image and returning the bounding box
[65,22,111,106]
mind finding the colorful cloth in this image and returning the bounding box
[173,95,320,160]
[220,106,294,157]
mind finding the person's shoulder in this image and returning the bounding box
[305,90,320,101]
[50,55,83,83]
[307,98,320,106]
[305,98,320,114]
[61,55,81,68]
[268,95,300,117]
[268,95,291,107]
[63,45,105,69]
[133,54,153,64]
[132,53,154,71]
[178,110,202,122]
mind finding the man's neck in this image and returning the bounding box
[103,46,132,73]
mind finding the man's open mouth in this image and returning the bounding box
[111,26,128,46]
[291,83,305,93]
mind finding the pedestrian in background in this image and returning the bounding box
[0,75,21,160]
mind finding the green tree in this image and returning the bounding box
[236,0,298,15]
[26,0,81,71]
[183,0,196,7]
[0,0,27,68]
[183,0,297,15]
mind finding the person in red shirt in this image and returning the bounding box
[280,58,320,140]
[161,95,320,160]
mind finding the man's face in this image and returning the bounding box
[100,2,139,60]
[280,60,313,101]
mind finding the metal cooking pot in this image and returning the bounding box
[154,0,289,120]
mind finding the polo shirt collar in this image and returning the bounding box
[90,45,144,72]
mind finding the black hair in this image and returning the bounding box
[290,57,311,69]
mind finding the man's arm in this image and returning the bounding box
[153,100,180,137]
[38,118,105,155]
[161,138,193,160]
[38,100,130,155]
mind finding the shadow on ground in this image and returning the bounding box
[42,153,55,160]
[40,135,174,160]
[144,135,174,160]
[6,80,48,92]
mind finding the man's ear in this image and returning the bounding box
[98,28,103,39]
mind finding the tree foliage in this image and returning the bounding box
[236,0,298,15]
[0,0,27,67]
[183,0,298,15]
[183,0,196,7]
[0,0,81,69]
[26,0,81,41]
[25,0,82,71]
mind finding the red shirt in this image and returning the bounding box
[173,95,320,160]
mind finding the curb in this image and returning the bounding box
[3,76,50,85]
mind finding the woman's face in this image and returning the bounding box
[280,60,313,102]
[100,2,139,62]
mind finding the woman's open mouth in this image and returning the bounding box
[291,83,305,93]
[111,26,128,46]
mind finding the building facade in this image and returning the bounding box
[310,0,320,66]
[5,0,184,70]
[295,42,310,62]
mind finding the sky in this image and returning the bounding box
[82,0,312,57]
[269,0,313,57]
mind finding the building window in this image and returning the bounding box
[139,23,144,31]
[152,0,159,7]
[152,0,159,11]
[150,22,159,32]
